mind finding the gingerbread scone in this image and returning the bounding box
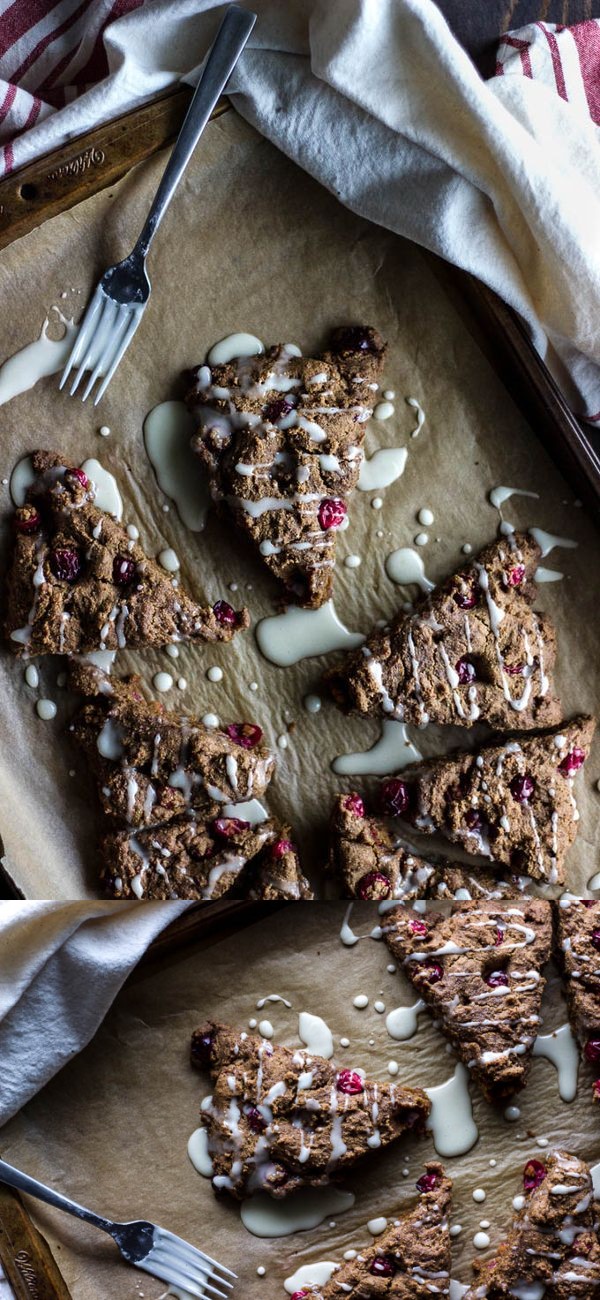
[378,716,595,887]
[191,1021,430,1199]
[464,1150,600,1298]
[5,451,247,658]
[69,665,274,828]
[325,533,561,732]
[556,898,600,1102]
[186,327,386,608]
[384,900,552,1103]
[295,1162,452,1300]
[101,815,282,900]
[329,792,523,900]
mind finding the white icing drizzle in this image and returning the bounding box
[331,720,422,776]
[298,1012,334,1059]
[0,308,78,407]
[143,400,210,530]
[425,1063,478,1157]
[255,600,364,666]
[385,547,434,591]
[532,1023,579,1102]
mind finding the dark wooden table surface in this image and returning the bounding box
[440,0,600,74]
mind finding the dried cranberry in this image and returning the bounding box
[344,793,365,818]
[510,773,535,803]
[318,498,346,530]
[453,583,478,610]
[272,839,295,858]
[465,809,483,834]
[409,918,428,936]
[336,1069,364,1095]
[245,1105,266,1133]
[523,1159,547,1193]
[504,663,524,676]
[507,564,525,587]
[486,970,510,988]
[584,1038,600,1065]
[416,1171,440,1193]
[381,778,411,817]
[263,397,295,423]
[330,326,378,354]
[213,600,238,627]
[455,657,476,684]
[593,1079,600,1102]
[224,722,263,749]
[212,817,250,839]
[495,927,505,947]
[65,466,89,489]
[558,748,586,777]
[591,929,600,952]
[421,961,443,984]
[357,871,391,901]
[369,1257,396,1278]
[14,505,41,534]
[112,554,136,586]
[191,1029,214,1069]
[49,548,81,581]
[291,1292,308,1300]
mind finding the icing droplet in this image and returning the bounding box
[258,1019,274,1038]
[358,446,407,492]
[299,1012,334,1059]
[157,548,180,572]
[207,332,264,366]
[473,1232,490,1250]
[36,698,57,721]
[202,713,219,728]
[407,396,425,436]
[98,425,111,437]
[414,532,429,546]
[353,994,369,1009]
[24,664,39,689]
[504,1105,520,1122]
[303,694,322,714]
[153,672,173,693]
[207,666,223,682]
[385,547,434,592]
[344,554,362,568]
[373,400,395,420]
[367,1217,388,1235]
[417,507,434,526]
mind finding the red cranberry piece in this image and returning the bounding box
[455,657,476,684]
[318,498,347,530]
[191,1029,214,1068]
[416,1171,440,1193]
[245,1105,266,1133]
[213,600,239,627]
[453,583,478,610]
[593,1080,600,1102]
[291,1292,308,1300]
[49,548,81,582]
[584,1037,600,1065]
[263,396,295,422]
[421,961,443,984]
[336,1069,364,1095]
[65,466,89,489]
[409,918,428,936]
[559,747,586,777]
[465,809,483,833]
[504,663,524,676]
[14,505,41,534]
[486,970,509,988]
[212,817,250,839]
[381,778,411,817]
[370,1257,396,1278]
[330,326,378,354]
[112,554,136,586]
[591,929,600,951]
[523,1159,547,1193]
[224,722,263,749]
[495,927,505,946]
[357,871,391,901]
[344,793,365,818]
[510,773,535,803]
[272,838,295,858]
[507,564,525,586]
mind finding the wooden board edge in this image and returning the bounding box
[0,1187,72,1299]
[141,900,289,962]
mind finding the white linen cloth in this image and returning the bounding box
[0,901,190,1128]
[2,1,600,421]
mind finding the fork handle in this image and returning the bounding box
[0,1159,113,1237]
[133,4,256,260]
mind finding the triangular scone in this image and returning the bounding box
[465,1150,600,1298]
[5,450,247,658]
[556,898,600,1102]
[325,533,561,731]
[381,716,595,886]
[186,326,386,608]
[69,666,274,828]
[329,792,523,900]
[298,1162,452,1300]
[101,814,279,900]
[385,900,552,1103]
[191,1021,430,1200]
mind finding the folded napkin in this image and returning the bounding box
[0,901,191,1128]
[2,4,600,410]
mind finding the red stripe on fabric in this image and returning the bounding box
[0,82,18,126]
[4,142,14,174]
[570,21,600,125]
[498,33,533,76]
[10,0,92,86]
[18,95,42,134]
[43,0,144,90]
[577,407,600,421]
[0,0,63,62]
[538,22,568,100]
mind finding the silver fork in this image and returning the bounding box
[0,1157,235,1297]
[60,3,256,406]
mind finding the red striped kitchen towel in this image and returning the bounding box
[496,18,600,125]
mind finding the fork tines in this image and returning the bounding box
[140,1228,236,1299]
[59,286,144,406]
